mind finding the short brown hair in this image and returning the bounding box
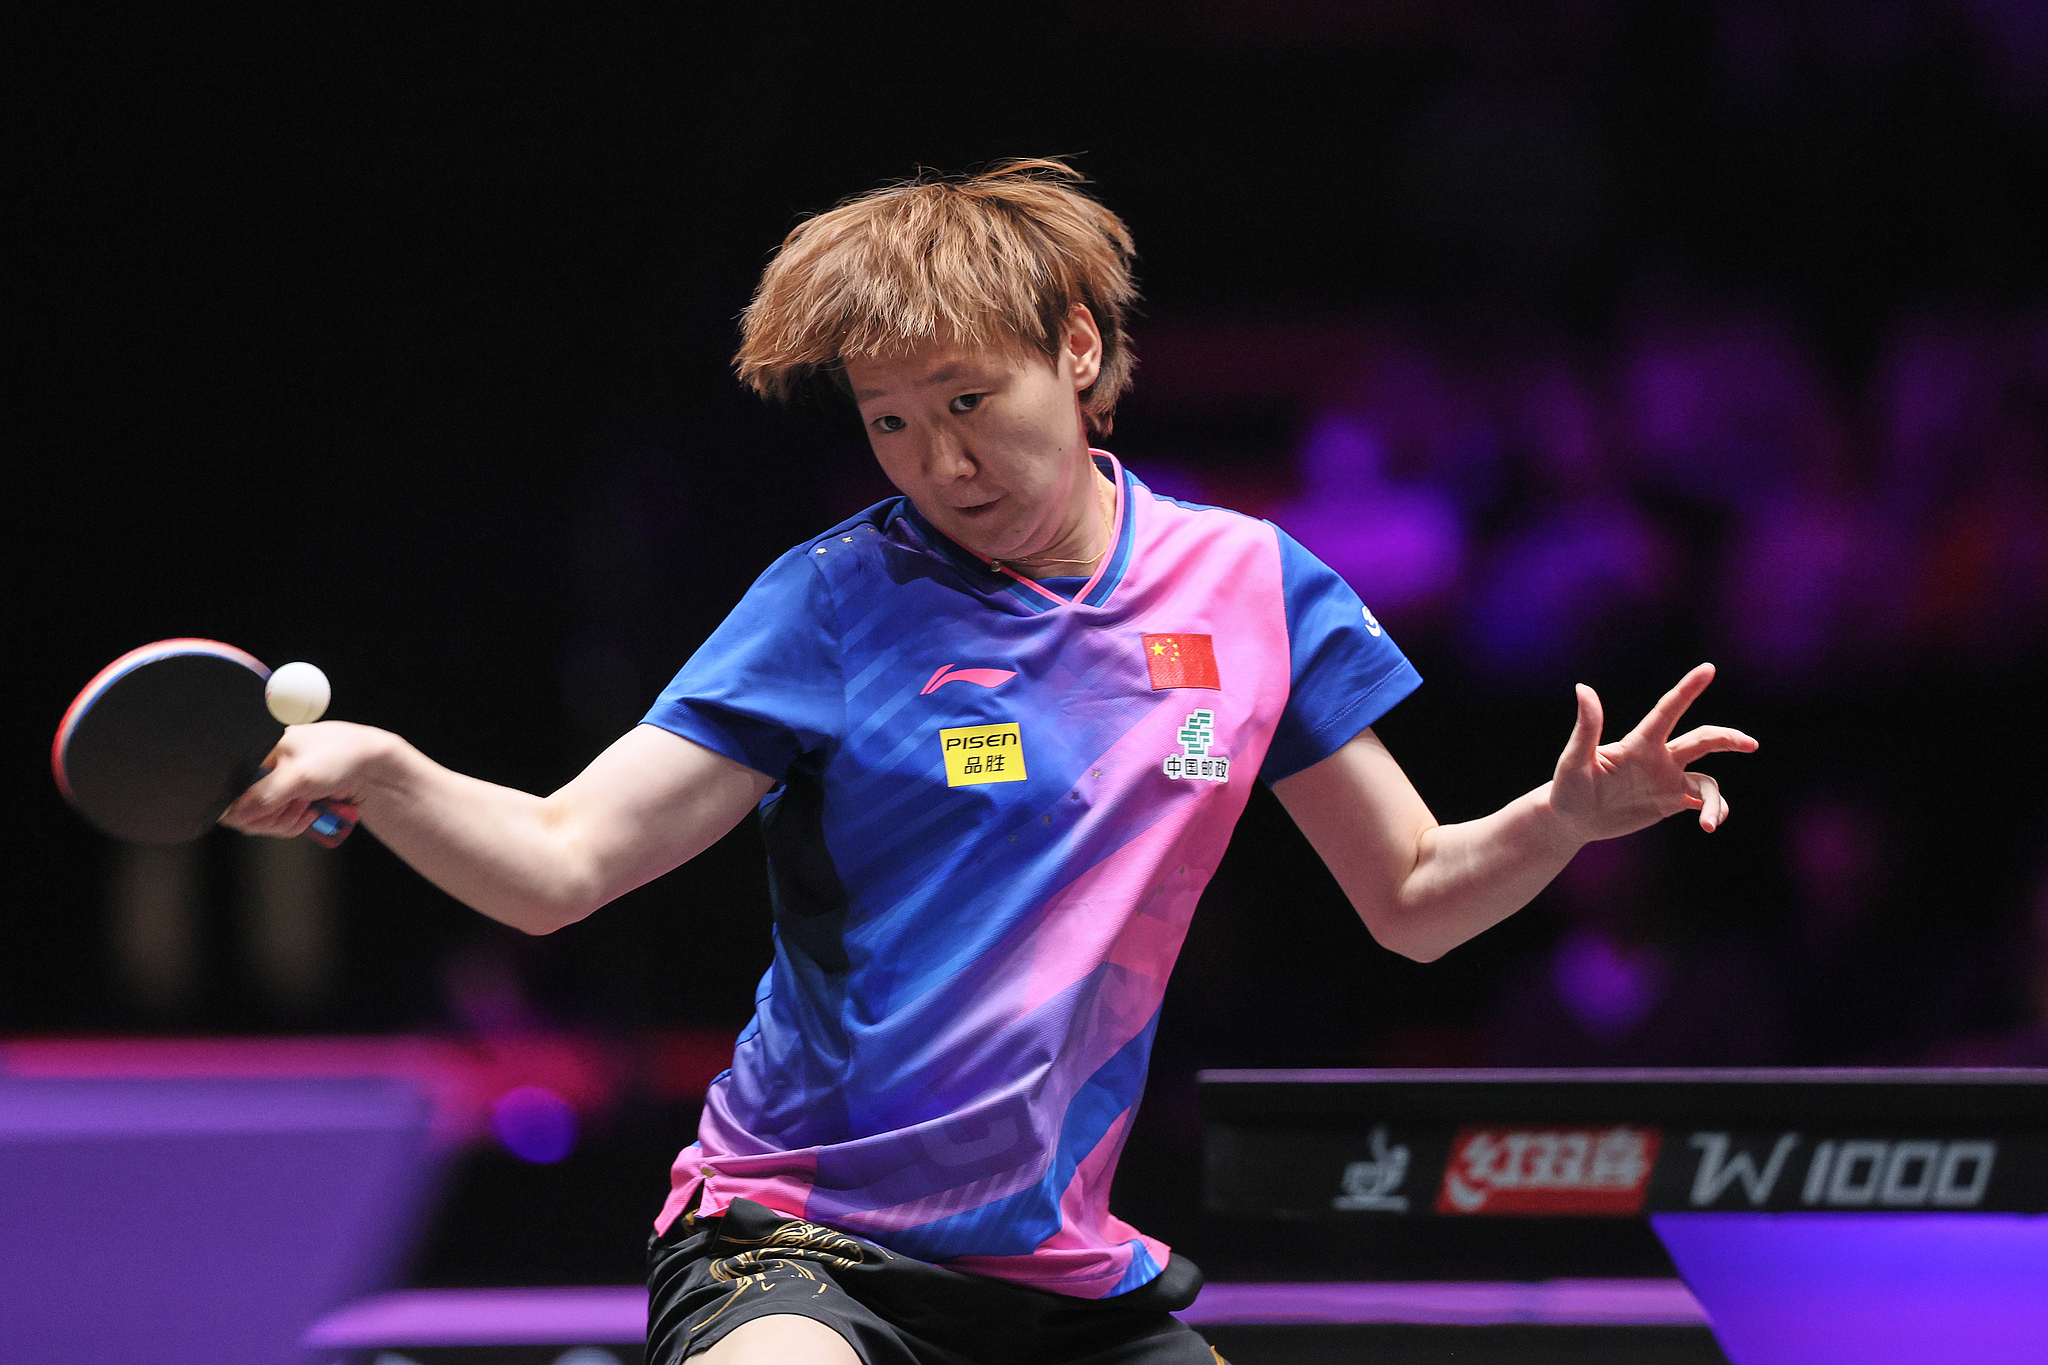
[735,158,1139,434]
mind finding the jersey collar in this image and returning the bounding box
[897,451,1136,615]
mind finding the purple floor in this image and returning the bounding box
[0,1076,437,1365]
[303,1278,1707,1349]
[1179,1278,1708,1326]
[306,1287,651,1348]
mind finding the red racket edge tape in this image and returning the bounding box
[52,637,357,846]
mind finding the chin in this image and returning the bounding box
[944,523,1019,563]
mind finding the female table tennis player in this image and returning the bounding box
[225,159,1756,1365]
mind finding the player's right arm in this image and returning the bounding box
[236,536,832,932]
[222,722,773,935]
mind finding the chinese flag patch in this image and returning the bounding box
[1143,633,1221,690]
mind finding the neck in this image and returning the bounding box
[996,460,1116,580]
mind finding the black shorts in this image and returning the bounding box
[646,1198,1223,1365]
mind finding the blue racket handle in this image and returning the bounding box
[306,802,357,848]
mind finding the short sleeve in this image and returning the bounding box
[641,545,844,784]
[1259,526,1424,784]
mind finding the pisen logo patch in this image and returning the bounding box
[1143,633,1221,690]
[1435,1125,1659,1215]
[1163,709,1231,783]
[940,723,1027,786]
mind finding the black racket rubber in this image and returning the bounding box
[54,640,349,845]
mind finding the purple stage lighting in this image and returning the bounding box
[491,1084,578,1163]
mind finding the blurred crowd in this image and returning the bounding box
[1140,299,2048,1071]
[1237,302,2048,697]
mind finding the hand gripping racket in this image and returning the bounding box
[52,639,357,846]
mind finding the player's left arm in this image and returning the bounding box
[1271,663,1757,963]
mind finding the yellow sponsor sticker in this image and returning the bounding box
[940,722,1028,787]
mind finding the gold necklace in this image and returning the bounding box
[990,477,1116,573]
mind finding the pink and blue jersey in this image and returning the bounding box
[641,454,1420,1298]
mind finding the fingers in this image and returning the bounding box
[1634,662,1717,745]
[236,764,288,812]
[1556,683,1604,774]
[221,794,311,838]
[228,760,294,824]
[1667,725,1761,767]
[1686,771,1729,832]
[221,739,326,837]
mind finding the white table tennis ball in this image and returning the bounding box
[265,661,331,725]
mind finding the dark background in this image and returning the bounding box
[9,1,2048,1286]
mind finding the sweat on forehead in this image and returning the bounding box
[734,158,1140,434]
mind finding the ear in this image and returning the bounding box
[1061,305,1104,392]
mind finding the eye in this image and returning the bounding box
[949,393,983,414]
[872,414,906,434]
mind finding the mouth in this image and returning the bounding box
[952,499,1000,521]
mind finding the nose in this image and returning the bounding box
[922,428,977,485]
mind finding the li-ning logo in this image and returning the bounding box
[1436,1125,1659,1215]
[1163,710,1231,782]
[1332,1125,1411,1212]
[921,664,1018,695]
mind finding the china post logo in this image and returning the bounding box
[941,723,1028,787]
[1163,709,1231,782]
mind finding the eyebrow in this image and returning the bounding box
[854,361,974,404]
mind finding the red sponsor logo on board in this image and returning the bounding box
[1435,1125,1660,1215]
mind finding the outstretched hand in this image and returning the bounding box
[1549,663,1758,843]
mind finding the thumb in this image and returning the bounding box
[1556,683,1603,775]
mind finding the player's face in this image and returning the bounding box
[846,308,1107,570]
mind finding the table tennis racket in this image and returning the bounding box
[52,639,357,847]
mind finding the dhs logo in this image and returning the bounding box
[1436,1125,1658,1215]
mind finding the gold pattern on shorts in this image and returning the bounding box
[685,1218,881,1352]
[707,1217,878,1282]
[686,1270,784,1346]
